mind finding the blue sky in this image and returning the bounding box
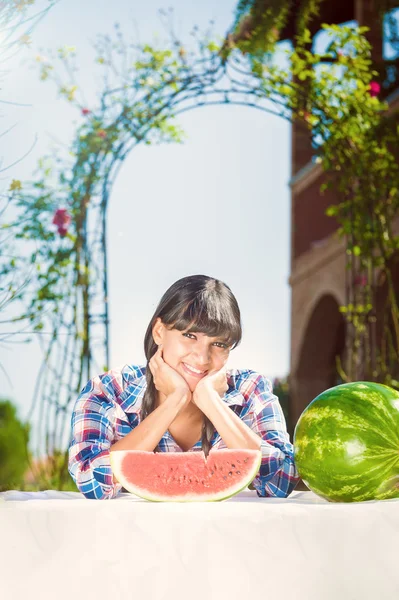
[1,0,291,438]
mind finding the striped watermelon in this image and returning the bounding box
[294,381,399,502]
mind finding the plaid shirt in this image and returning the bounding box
[68,364,299,500]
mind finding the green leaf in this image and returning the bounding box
[206,41,219,53]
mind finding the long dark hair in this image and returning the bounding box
[141,274,242,456]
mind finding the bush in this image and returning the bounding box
[0,398,31,491]
[25,448,78,492]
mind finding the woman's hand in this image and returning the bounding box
[193,367,229,408]
[149,344,191,401]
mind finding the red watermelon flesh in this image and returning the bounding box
[110,448,262,502]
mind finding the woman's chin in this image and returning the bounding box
[188,381,198,393]
[180,374,197,393]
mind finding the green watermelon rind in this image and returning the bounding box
[293,381,399,503]
[110,449,262,502]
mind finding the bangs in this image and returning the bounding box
[165,291,241,349]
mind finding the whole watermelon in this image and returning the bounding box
[294,381,399,502]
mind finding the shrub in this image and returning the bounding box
[0,398,31,491]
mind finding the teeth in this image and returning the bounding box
[184,363,205,375]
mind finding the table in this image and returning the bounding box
[1,488,398,600]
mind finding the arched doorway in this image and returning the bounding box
[290,294,346,429]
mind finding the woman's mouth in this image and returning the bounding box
[182,362,208,378]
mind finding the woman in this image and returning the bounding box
[68,274,299,499]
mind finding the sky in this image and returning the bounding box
[0,0,292,448]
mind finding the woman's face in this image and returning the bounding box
[152,318,231,392]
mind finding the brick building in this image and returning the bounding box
[288,1,399,427]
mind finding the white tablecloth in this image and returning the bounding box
[1,488,398,600]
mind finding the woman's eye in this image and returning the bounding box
[182,333,228,349]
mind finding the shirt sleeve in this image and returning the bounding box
[248,375,300,498]
[68,372,124,500]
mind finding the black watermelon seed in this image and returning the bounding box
[210,470,214,475]
[236,470,241,475]
[188,478,192,483]
[228,471,233,476]
[231,464,235,468]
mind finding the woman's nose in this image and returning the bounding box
[192,345,211,365]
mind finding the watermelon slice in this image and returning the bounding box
[110,448,262,502]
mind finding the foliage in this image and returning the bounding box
[227,0,292,58]
[230,0,398,57]
[23,448,78,491]
[240,16,399,384]
[0,398,31,491]
[0,0,59,351]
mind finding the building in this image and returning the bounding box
[288,0,399,427]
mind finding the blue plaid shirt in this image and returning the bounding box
[68,364,299,499]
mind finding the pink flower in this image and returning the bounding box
[354,275,367,287]
[81,108,91,116]
[369,81,380,97]
[52,208,71,228]
[57,226,68,238]
[97,129,107,139]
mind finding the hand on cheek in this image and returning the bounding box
[194,366,228,400]
[149,344,191,400]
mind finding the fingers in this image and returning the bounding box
[208,366,227,378]
[150,344,162,368]
[155,343,163,361]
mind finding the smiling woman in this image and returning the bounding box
[68,274,299,499]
